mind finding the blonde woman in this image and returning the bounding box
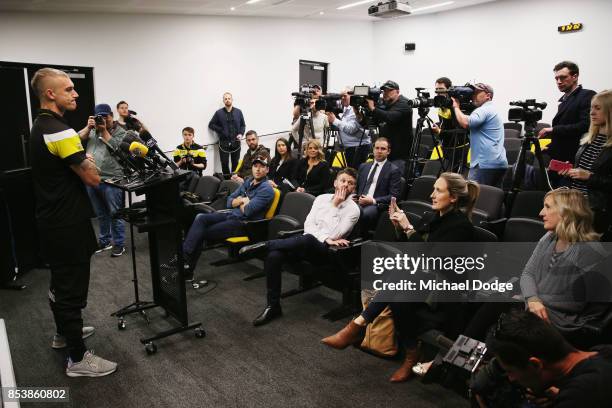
[560,89,612,239]
[520,188,608,348]
[295,139,330,196]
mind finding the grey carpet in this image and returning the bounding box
[0,231,469,408]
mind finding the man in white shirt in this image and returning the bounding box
[242,168,361,326]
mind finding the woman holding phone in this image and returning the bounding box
[321,172,479,382]
[559,89,612,240]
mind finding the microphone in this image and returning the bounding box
[129,141,149,157]
[139,130,179,171]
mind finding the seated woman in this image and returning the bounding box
[520,188,609,348]
[321,172,479,382]
[295,139,330,196]
[268,137,298,194]
[560,89,612,241]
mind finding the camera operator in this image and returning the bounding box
[538,61,596,187]
[452,83,508,188]
[114,100,144,132]
[208,92,245,175]
[432,77,468,172]
[173,126,206,176]
[326,87,370,168]
[78,103,130,257]
[481,310,612,408]
[364,80,413,169]
[291,84,329,146]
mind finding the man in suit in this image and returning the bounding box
[539,61,596,186]
[354,137,402,233]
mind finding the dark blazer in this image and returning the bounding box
[294,159,330,196]
[208,107,246,146]
[403,210,474,242]
[269,156,298,186]
[356,160,402,205]
[575,143,612,234]
[548,85,597,162]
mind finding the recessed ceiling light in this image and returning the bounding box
[230,6,236,11]
[337,0,372,11]
[246,0,262,4]
[319,11,324,15]
[411,1,454,13]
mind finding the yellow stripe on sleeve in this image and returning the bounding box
[43,129,84,159]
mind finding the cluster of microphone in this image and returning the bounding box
[99,130,178,177]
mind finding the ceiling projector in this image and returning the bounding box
[368,1,412,18]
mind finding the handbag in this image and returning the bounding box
[359,290,398,357]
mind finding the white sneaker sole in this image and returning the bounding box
[66,366,117,378]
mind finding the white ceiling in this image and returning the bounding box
[0,0,498,21]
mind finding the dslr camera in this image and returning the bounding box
[94,114,105,125]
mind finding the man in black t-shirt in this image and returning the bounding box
[29,68,117,377]
[483,310,612,407]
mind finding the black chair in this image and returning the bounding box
[503,218,546,242]
[504,122,523,134]
[504,128,521,139]
[472,184,505,226]
[193,176,221,203]
[421,160,442,177]
[400,176,436,216]
[506,149,520,166]
[508,191,545,219]
[187,174,200,192]
[208,180,241,211]
[504,138,522,151]
[473,226,498,242]
[534,123,551,135]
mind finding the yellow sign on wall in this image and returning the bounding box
[558,23,583,33]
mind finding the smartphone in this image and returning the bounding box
[549,159,573,173]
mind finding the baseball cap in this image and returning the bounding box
[94,103,113,116]
[473,83,494,97]
[252,155,269,167]
[381,80,400,91]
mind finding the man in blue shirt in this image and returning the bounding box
[326,88,370,168]
[453,83,508,187]
[167,155,274,281]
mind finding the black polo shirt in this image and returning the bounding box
[30,109,96,264]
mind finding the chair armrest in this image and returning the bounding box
[328,238,364,253]
[278,229,304,238]
[480,218,507,239]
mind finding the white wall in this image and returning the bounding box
[372,0,611,125]
[0,12,373,173]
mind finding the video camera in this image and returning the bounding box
[349,85,382,110]
[407,88,435,109]
[508,99,547,125]
[292,84,319,112]
[407,85,476,113]
[316,93,343,115]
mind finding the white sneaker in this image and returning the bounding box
[52,326,95,349]
[66,350,117,378]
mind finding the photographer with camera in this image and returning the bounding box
[452,83,507,188]
[173,126,206,176]
[326,87,370,168]
[364,80,413,168]
[208,92,245,175]
[78,103,130,257]
[115,100,143,132]
[291,84,329,146]
[479,310,612,408]
[431,77,468,172]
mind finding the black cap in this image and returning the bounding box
[381,80,400,91]
[252,155,269,167]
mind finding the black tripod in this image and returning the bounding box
[406,107,446,181]
[295,109,316,159]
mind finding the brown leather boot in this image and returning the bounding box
[389,344,422,383]
[321,321,365,350]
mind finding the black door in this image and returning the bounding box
[299,60,328,93]
[0,66,30,171]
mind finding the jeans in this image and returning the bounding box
[468,165,506,188]
[182,212,246,270]
[87,183,125,247]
